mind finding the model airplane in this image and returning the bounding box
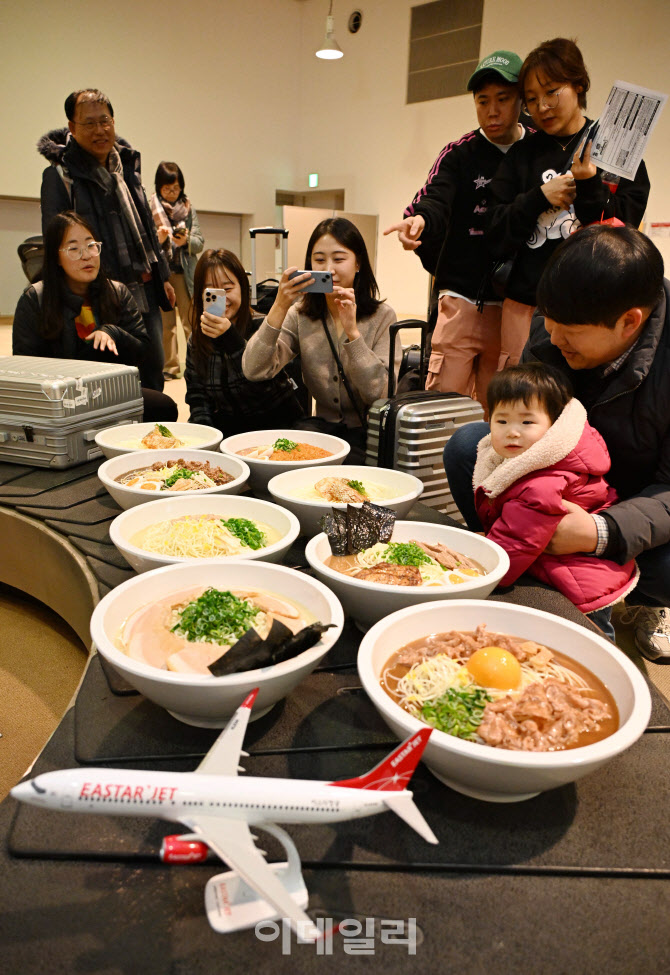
[11,688,437,939]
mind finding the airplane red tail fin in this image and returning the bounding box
[329,728,431,791]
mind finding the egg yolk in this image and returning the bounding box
[466,646,522,691]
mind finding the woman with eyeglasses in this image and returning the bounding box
[150,162,204,380]
[12,211,177,421]
[486,37,650,367]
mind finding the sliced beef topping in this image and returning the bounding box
[477,679,611,751]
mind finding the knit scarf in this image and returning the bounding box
[90,147,158,312]
[150,193,190,266]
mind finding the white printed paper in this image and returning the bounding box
[591,81,666,180]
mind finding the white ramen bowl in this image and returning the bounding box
[109,494,300,573]
[95,422,223,459]
[358,599,651,803]
[90,560,344,727]
[219,429,350,492]
[98,449,250,509]
[305,522,509,629]
[267,465,424,537]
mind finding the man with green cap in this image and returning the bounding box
[385,50,529,413]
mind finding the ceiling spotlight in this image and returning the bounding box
[316,2,343,60]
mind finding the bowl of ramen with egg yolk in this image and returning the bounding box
[98,449,250,509]
[358,599,651,802]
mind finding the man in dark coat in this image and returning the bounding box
[39,88,174,390]
[444,225,670,661]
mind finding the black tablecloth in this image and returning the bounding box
[1,460,669,974]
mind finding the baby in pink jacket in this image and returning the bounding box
[473,362,638,640]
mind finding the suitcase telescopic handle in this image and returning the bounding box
[249,227,289,238]
[249,228,289,305]
[386,319,429,398]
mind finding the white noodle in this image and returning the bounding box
[352,542,479,587]
[131,515,274,558]
[385,649,589,716]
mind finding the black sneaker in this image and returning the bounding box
[620,605,670,662]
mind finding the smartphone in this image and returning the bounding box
[203,288,226,317]
[564,119,600,173]
[288,270,333,293]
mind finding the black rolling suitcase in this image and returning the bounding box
[248,226,309,414]
[366,320,484,522]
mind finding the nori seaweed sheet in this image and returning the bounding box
[367,502,396,542]
[208,620,334,677]
[321,501,396,555]
[347,501,396,553]
[320,510,349,555]
[276,622,335,658]
[208,618,293,676]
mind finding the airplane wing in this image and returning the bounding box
[181,813,321,939]
[194,688,258,777]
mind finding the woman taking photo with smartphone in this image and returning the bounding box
[12,211,177,421]
[487,37,650,368]
[184,249,304,435]
[150,162,204,381]
[242,217,400,459]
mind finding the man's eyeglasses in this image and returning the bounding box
[523,86,567,113]
[74,116,114,131]
[60,241,103,260]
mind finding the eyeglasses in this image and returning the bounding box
[60,241,103,260]
[523,86,567,113]
[73,116,114,131]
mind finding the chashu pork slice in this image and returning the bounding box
[353,562,422,586]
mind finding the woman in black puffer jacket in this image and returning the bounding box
[12,211,176,421]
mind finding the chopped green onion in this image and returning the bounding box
[383,542,432,567]
[171,588,261,645]
[164,467,194,488]
[221,517,266,550]
[347,479,367,495]
[420,687,492,741]
[272,438,298,452]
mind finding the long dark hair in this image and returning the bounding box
[41,211,119,341]
[300,217,382,321]
[190,249,253,373]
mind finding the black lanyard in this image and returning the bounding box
[320,316,368,429]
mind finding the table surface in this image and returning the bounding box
[1,460,669,975]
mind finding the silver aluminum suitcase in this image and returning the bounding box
[0,357,143,468]
[365,322,484,522]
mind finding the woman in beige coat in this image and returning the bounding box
[242,217,400,460]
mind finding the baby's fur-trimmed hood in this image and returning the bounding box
[473,398,611,498]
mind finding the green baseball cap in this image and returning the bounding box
[467,50,522,91]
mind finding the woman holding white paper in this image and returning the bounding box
[486,37,650,367]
